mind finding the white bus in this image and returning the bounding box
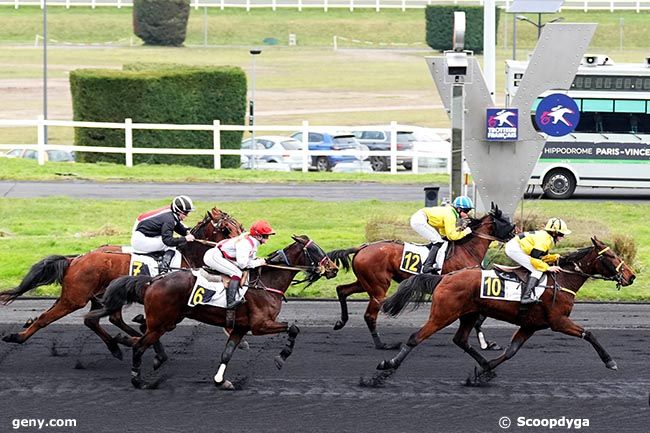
[505,55,650,199]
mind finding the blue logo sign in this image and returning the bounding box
[535,93,580,137]
[486,108,518,141]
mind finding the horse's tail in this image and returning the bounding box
[84,275,152,320]
[382,274,443,317]
[0,255,73,305]
[326,247,360,272]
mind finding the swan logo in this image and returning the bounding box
[486,108,518,141]
[535,93,581,136]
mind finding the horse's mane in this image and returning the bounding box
[559,246,593,267]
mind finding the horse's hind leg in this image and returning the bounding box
[213,330,245,389]
[453,313,491,370]
[84,299,123,360]
[2,298,85,345]
[333,281,364,331]
[550,316,618,370]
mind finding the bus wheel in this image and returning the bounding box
[543,169,576,199]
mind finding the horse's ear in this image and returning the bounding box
[591,236,600,247]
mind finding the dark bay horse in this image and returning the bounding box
[366,237,635,386]
[328,204,515,349]
[87,235,339,390]
[0,208,243,361]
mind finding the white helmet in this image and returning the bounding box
[171,195,195,215]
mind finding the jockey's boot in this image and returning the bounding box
[226,278,245,310]
[421,242,443,274]
[520,276,541,306]
[159,250,176,274]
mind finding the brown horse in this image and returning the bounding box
[0,207,243,362]
[364,237,635,387]
[87,235,338,389]
[328,204,515,349]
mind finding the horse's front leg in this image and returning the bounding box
[251,320,300,369]
[274,324,300,369]
[453,314,491,370]
[550,316,617,370]
[213,329,245,389]
[466,327,535,386]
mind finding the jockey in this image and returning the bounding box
[409,195,474,274]
[130,195,196,273]
[203,220,275,310]
[505,217,570,306]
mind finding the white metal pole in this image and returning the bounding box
[37,115,45,166]
[125,118,133,168]
[483,0,496,98]
[213,120,221,170]
[389,121,397,174]
[43,1,48,145]
[301,120,309,173]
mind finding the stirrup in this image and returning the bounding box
[226,299,246,310]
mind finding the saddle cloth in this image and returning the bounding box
[399,242,448,275]
[186,269,248,308]
[479,269,547,302]
[122,246,162,278]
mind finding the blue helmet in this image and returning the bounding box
[452,196,474,211]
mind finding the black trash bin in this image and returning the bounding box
[423,186,440,207]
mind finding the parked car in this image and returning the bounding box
[351,128,415,171]
[240,136,303,170]
[290,130,361,172]
[1,147,75,162]
[409,127,451,171]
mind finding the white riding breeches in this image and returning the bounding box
[131,231,181,268]
[505,239,543,279]
[410,210,444,243]
[203,247,242,278]
[410,210,448,267]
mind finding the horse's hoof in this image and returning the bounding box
[219,380,235,391]
[485,342,502,351]
[464,367,497,387]
[274,355,285,370]
[376,360,396,370]
[359,369,396,388]
[131,377,144,389]
[333,320,346,331]
[153,354,168,370]
[606,360,618,370]
[2,333,20,344]
[237,340,250,351]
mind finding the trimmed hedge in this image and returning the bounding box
[133,0,190,46]
[425,5,499,53]
[69,65,247,168]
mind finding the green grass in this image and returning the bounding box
[0,157,448,183]
[0,197,647,301]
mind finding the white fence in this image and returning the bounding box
[1,0,649,12]
[0,117,451,174]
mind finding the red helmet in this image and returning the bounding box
[249,220,275,237]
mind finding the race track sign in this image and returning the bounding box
[486,108,518,141]
[534,93,580,137]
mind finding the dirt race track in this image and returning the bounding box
[0,301,649,433]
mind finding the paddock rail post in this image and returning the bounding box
[213,119,221,170]
[125,118,133,168]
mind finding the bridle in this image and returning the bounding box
[266,239,331,278]
[563,246,627,289]
[468,213,514,244]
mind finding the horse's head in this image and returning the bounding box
[191,208,244,242]
[561,237,636,288]
[468,202,516,242]
[268,235,339,282]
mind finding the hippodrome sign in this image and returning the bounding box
[534,93,580,136]
[426,23,596,217]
